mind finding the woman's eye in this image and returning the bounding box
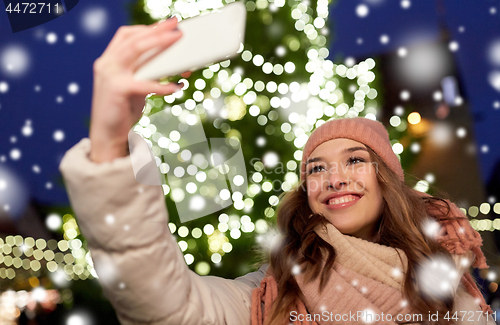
[347,156,365,165]
[308,165,325,174]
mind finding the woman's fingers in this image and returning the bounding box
[127,80,182,96]
[119,31,183,68]
[122,17,178,50]
[116,19,181,66]
[180,71,192,78]
[101,25,149,58]
[102,19,176,63]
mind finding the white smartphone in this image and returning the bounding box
[133,2,247,81]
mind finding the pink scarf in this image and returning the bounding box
[251,198,492,325]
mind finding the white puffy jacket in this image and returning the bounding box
[59,137,269,325]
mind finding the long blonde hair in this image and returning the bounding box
[264,146,457,325]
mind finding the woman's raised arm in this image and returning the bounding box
[88,19,184,163]
[59,22,268,324]
[59,136,267,324]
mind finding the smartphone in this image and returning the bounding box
[133,2,247,81]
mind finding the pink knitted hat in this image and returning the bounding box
[300,117,404,183]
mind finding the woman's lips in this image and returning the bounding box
[323,194,362,210]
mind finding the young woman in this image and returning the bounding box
[59,20,495,325]
[253,118,495,325]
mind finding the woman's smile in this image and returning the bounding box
[323,193,363,210]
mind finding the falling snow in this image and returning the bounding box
[68,82,79,94]
[410,143,421,153]
[433,90,443,101]
[45,213,62,230]
[449,41,459,52]
[53,130,65,142]
[344,57,355,67]
[360,309,376,324]
[425,173,435,183]
[456,127,467,138]
[10,148,21,160]
[1,45,31,77]
[0,81,9,93]
[81,7,109,35]
[400,90,410,101]
[400,0,411,9]
[397,47,407,57]
[105,214,115,225]
[46,32,57,44]
[422,218,441,239]
[356,4,369,18]
[65,33,75,43]
[22,125,33,137]
[392,268,402,278]
[416,256,460,299]
[256,136,266,147]
[92,254,119,286]
[394,106,404,116]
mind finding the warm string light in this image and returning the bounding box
[465,202,500,232]
[0,215,95,282]
[0,288,62,325]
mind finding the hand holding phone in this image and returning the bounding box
[89,19,185,163]
[133,2,247,81]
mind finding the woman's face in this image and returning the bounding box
[305,138,384,241]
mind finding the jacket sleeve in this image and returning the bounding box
[454,285,497,325]
[59,137,268,325]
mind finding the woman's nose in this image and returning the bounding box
[325,168,350,191]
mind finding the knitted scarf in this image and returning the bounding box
[251,198,492,325]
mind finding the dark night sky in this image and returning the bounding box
[0,0,130,216]
[328,0,500,190]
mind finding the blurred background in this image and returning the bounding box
[1,0,500,323]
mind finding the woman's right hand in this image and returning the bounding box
[89,19,184,163]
